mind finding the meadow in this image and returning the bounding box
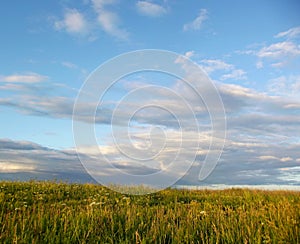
[0,181,299,243]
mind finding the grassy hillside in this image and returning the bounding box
[0,181,299,243]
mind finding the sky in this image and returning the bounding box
[0,0,300,190]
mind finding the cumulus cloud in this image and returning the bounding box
[97,11,128,39]
[183,9,208,31]
[136,1,167,17]
[54,9,88,34]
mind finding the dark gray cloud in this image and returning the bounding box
[1,71,300,187]
[179,143,300,186]
[0,138,49,151]
[1,78,299,134]
[0,139,95,183]
[2,137,299,187]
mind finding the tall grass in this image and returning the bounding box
[0,181,299,243]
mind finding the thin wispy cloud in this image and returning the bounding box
[256,41,300,68]
[259,156,293,162]
[268,75,300,97]
[92,0,128,40]
[275,26,300,39]
[61,61,78,69]
[0,72,47,83]
[136,1,167,17]
[184,51,195,58]
[200,59,247,81]
[92,0,117,11]
[97,11,128,39]
[221,69,247,81]
[183,9,208,31]
[257,41,300,59]
[53,1,128,40]
[200,59,233,73]
[54,9,88,34]
[239,27,300,69]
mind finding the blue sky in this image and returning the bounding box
[0,0,300,188]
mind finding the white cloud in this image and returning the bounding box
[92,0,117,10]
[270,61,288,68]
[221,69,247,81]
[239,29,300,68]
[275,26,300,39]
[97,11,128,39]
[200,59,233,74]
[92,0,128,40]
[0,72,47,83]
[257,41,300,59]
[258,155,279,161]
[258,156,293,162]
[280,157,293,162]
[0,162,35,172]
[256,60,263,69]
[268,75,300,97]
[53,2,128,40]
[254,41,300,68]
[62,61,78,69]
[54,9,88,34]
[199,59,246,81]
[219,83,260,99]
[184,51,194,59]
[183,9,208,31]
[136,1,167,17]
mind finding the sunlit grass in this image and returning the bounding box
[0,181,299,243]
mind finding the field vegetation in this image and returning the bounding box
[0,181,299,243]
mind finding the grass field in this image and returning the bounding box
[0,181,299,243]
